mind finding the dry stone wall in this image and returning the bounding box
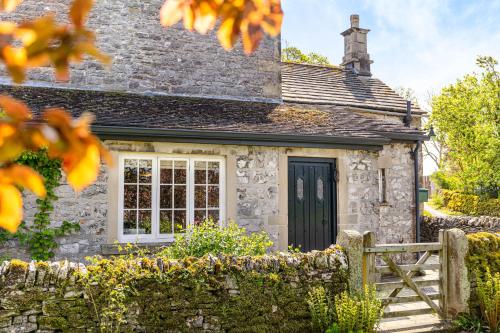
[0,0,281,102]
[0,249,348,332]
[422,216,500,242]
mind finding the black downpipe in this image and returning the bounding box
[411,142,421,243]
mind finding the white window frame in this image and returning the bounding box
[118,153,225,243]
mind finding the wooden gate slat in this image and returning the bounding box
[381,251,432,302]
[364,243,441,253]
[382,293,441,304]
[377,263,440,274]
[382,254,444,317]
[376,279,440,292]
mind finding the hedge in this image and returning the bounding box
[466,232,500,314]
[440,190,500,217]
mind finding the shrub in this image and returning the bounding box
[307,285,383,333]
[476,267,500,332]
[466,232,500,329]
[157,218,273,258]
[437,190,500,217]
[307,286,333,332]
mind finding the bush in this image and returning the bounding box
[157,218,273,258]
[476,267,500,332]
[307,285,383,333]
[437,190,500,217]
[466,232,500,328]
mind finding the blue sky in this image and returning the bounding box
[281,0,500,108]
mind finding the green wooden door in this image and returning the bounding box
[288,158,337,252]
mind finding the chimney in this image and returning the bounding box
[341,14,373,76]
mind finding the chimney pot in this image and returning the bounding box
[350,14,359,28]
[341,14,373,76]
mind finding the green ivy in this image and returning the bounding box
[0,150,80,260]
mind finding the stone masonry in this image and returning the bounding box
[0,249,348,332]
[0,0,281,102]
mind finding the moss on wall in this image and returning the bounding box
[0,248,348,332]
[465,232,500,314]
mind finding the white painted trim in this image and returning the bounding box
[117,153,226,243]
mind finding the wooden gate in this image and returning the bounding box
[362,230,450,319]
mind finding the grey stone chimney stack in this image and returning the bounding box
[341,14,373,76]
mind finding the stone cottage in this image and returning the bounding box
[0,2,426,261]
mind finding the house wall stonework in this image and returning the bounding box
[0,0,281,102]
[1,141,416,262]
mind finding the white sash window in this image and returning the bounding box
[118,154,225,242]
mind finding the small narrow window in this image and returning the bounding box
[379,168,387,203]
[297,177,304,200]
[317,177,324,201]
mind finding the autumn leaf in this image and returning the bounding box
[0,0,22,12]
[0,95,32,122]
[0,184,22,233]
[70,0,94,28]
[160,0,283,54]
[41,109,111,192]
[0,165,46,233]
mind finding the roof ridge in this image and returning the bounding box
[281,61,343,70]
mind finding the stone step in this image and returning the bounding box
[379,314,450,333]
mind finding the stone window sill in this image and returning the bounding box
[101,242,173,256]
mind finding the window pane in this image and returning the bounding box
[174,185,187,209]
[207,186,219,208]
[173,210,186,233]
[138,210,152,234]
[160,160,173,184]
[194,210,206,225]
[195,185,206,208]
[139,160,152,183]
[123,210,137,234]
[207,209,219,221]
[317,177,324,201]
[194,161,207,184]
[124,185,137,209]
[138,185,152,208]
[207,162,220,184]
[159,210,173,234]
[174,161,187,184]
[160,185,172,209]
[124,159,137,183]
[297,177,304,200]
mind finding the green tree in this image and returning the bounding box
[282,45,330,66]
[430,56,500,196]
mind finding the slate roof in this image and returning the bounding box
[281,62,424,114]
[1,84,425,142]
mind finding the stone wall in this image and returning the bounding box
[422,216,500,242]
[0,0,281,102]
[0,249,348,332]
[345,144,415,244]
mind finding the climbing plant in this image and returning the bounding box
[0,150,80,260]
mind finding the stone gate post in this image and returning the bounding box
[336,230,363,293]
[444,228,470,318]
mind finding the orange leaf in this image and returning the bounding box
[0,0,22,12]
[0,95,32,122]
[5,165,46,197]
[66,143,100,191]
[70,0,94,28]
[0,184,22,233]
[217,16,240,50]
[160,0,185,27]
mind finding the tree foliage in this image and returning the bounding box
[430,56,500,196]
[160,0,283,54]
[282,46,331,66]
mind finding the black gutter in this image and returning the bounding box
[91,125,390,151]
[411,141,421,243]
[372,131,429,142]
